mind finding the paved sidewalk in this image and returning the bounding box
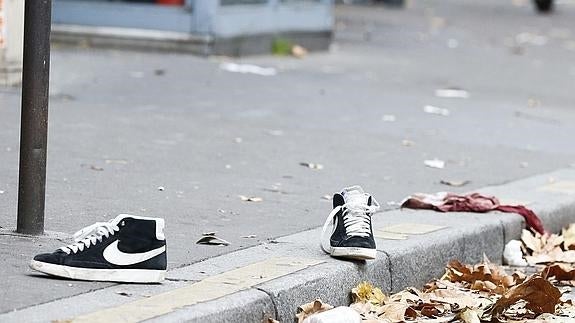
[1,0,575,320]
[2,169,575,322]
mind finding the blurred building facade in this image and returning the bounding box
[0,0,24,85]
[52,0,333,55]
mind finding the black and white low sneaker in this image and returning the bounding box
[321,186,380,260]
[30,214,167,283]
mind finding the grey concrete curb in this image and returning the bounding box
[3,169,575,323]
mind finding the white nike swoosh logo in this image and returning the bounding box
[103,241,166,266]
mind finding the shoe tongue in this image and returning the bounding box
[345,193,368,206]
[342,186,368,205]
[342,186,364,195]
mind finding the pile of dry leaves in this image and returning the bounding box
[522,224,575,265]
[345,258,568,322]
[295,225,575,323]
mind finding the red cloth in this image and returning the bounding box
[401,192,546,234]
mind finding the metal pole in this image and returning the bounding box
[17,0,52,235]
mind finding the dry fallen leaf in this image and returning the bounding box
[352,281,373,303]
[522,229,575,264]
[521,229,543,253]
[563,224,575,250]
[81,164,104,171]
[443,258,522,293]
[491,276,561,317]
[350,301,383,321]
[542,263,575,282]
[115,291,132,297]
[196,233,230,246]
[371,287,388,306]
[527,248,575,264]
[336,239,575,323]
[388,289,422,304]
[296,299,333,323]
[440,180,470,187]
[379,302,412,322]
[420,304,440,317]
[429,288,480,309]
[555,301,575,318]
[291,45,308,58]
[351,281,387,305]
[459,308,481,323]
[239,195,263,202]
[299,162,324,170]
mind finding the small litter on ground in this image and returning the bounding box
[440,179,470,187]
[382,114,396,122]
[300,162,324,170]
[267,130,284,136]
[401,139,415,147]
[220,62,277,76]
[292,45,308,58]
[81,164,104,171]
[115,291,133,297]
[239,195,263,202]
[423,105,450,116]
[435,88,469,99]
[515,32,548,46]
[424,159,445,169]
[105,159,128,165]
[196,232,230,246]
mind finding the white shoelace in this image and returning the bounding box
[321,190,380,254]
[60,221,120,254]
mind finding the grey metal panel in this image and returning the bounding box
[52,0,333,38]
[213,1,332,37]
[52,0,193,32]
[189,0,217,34]
[221,0,268,5]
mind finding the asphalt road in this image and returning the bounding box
[1,0,575,313]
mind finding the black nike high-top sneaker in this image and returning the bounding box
[30,214,167,283]
[321,186,380,260]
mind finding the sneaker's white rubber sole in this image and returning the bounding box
[30,260,165,283]
[330,247,377,260]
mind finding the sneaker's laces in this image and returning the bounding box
[60,221,120,254]
[321,192,380,254]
